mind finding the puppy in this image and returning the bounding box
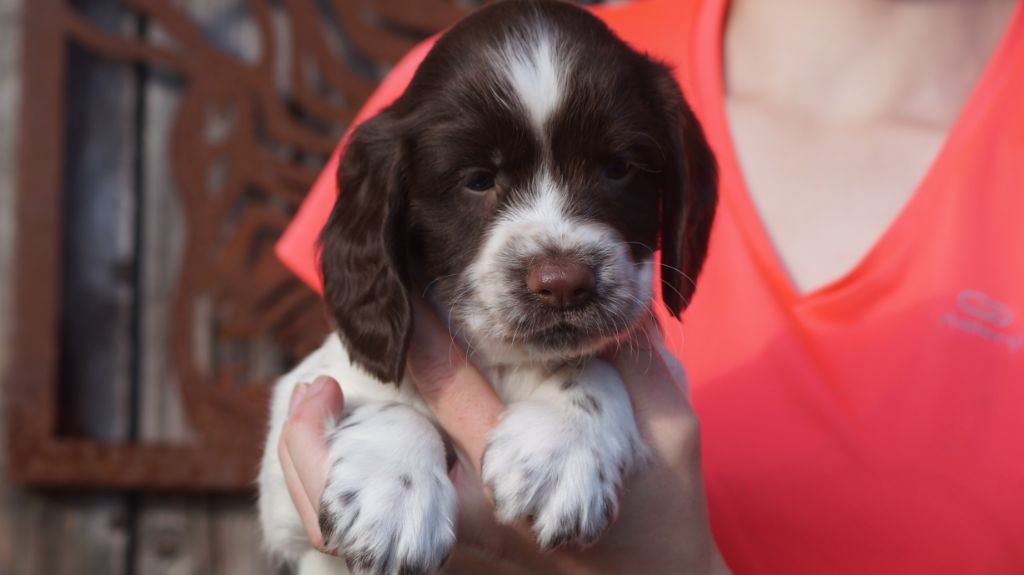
[258,1,717,574]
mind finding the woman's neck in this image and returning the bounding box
[724,0,1018,128]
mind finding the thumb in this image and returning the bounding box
[282,376,344,508]
[406,295,504,472]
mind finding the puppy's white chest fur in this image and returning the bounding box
[259,333,647,575]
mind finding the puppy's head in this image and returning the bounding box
[320,0,717,382]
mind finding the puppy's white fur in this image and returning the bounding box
[260,332,651,575]
[482,359,648,547]
[496,24,570,131]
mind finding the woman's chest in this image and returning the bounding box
[725,97,948,295]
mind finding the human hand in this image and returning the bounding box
[277,298,729,574]
[277,374,345,554]
[404,296,730,575]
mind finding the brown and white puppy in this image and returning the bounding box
[259,1,717,574]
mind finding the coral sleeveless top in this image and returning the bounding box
[277,0,1024,572]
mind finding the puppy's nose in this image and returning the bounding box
[527,261,595,309]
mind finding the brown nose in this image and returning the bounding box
[527,261,595,309]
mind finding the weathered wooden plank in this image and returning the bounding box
[0,489,132,575]
[0,4,30,572]
[209,497,285,575]
[137,59,193,446]
[0,2,19,367]
[59,12,139,443]
[2,1,132,574]
[134,495,214,574]
[37,494,132,574]
[48,0,140,568]
[133,2,280,572]
[134,494,285,575]
[132,47,227,575]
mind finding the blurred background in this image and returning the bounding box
[0,0,598,572]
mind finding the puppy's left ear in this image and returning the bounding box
[319,112,412,384]
[651,65,719,316]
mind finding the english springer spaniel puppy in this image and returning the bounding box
[258,1,717,574]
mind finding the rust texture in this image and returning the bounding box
[7,0,478,490]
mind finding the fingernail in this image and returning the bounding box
[288,383,310,414]
[309,376,335,396]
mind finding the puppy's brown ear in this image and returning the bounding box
[319,113,411,383]
[652,66,718,316]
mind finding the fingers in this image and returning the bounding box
[609,320,698,453]
[406,295,504,473]
[278,376,345,553]
[405,296,509,545]
[611,321,690,407]
[279,426,326,551]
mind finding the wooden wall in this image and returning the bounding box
[0,0,466,569]
[1,1,604,572]
[0,0,281,572]
[0,0,19,563]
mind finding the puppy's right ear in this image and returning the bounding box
[319,113,411,384]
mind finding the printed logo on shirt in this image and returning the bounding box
[939,290,1023,353]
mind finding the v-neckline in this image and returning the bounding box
[692,0,1023,308]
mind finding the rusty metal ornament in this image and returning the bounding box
[7,0,477,490]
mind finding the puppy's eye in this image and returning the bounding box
[601,157,633,181]
[466,171,496,192]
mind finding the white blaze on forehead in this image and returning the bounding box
[507,172,565,228]
[497,28,570,133]
[475,173,570,272]
[489,172,604,253]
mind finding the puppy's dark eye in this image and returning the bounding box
[601,157,633,181]
[466,171,496,192]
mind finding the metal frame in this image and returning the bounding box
[6,0,470,490]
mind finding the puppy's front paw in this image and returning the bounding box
[319,403,456,575]
[482,393,641,549]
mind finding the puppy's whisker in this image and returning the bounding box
[658,262,698,290]
[444,284,477,368]
[622,241,656,256]
[657,277,692,309]
[420,272,461,298]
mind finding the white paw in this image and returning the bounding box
[319,403,456,575]
[482,369,645,549]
